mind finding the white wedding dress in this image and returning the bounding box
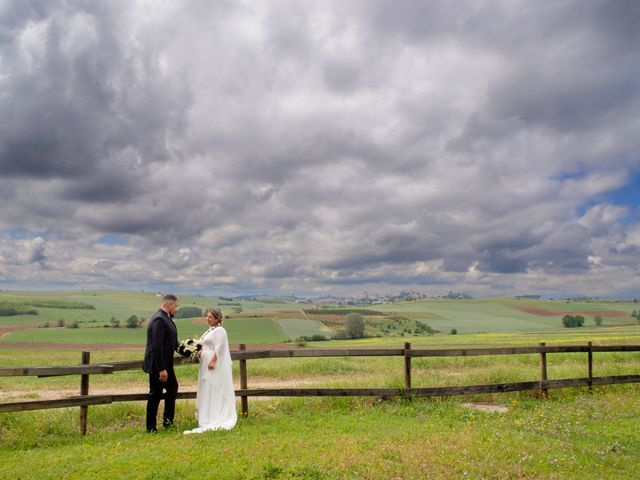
[184,326,237,434]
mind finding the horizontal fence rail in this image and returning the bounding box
[2,344,640,378]
[1,342,639,433]
[3,375,640,414]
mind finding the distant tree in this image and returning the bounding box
[69,321,80,329]
[450,328,457,335]
[110,316,120,328]
[562,315,585,328]
[345,313,365,338]
[174,306,203,319]
[632,310,638,318]
[593,315,603,326]
[57,319,65,327]
[126,315,140,329]
[0,302,38,316]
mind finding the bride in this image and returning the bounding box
[184,308,237,434]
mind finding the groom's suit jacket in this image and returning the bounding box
[143,309,179,373]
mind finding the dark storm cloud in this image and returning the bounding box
[60,165,147,203]
[1,0,639,295]
[0,1,190,191]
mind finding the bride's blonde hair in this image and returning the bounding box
[207,308,224,325]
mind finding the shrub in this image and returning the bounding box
[69,321,80,329]
[174,306,203,319]
[57,319,65,327]
[126,315,141,328]
[593,315,603,326]
[0,301,38,316]
[28,300,94,310]
[562,315,585,328]
[414,322,434,335]
[110,316,120,328]
[345,313,365,338]
[294,335,328,343]
[450,328,457,335]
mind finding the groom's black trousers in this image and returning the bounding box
[146,367,178,431]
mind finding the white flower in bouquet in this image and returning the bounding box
[178,338,202,357]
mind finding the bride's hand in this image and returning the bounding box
[207,361,216,370]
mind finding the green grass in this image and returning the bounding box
[1,331,640,478]
[1,388,639,478]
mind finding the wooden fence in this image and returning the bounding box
[1,342,639,435]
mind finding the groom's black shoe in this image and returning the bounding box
[162,420,174,429]
[147,427,158,434]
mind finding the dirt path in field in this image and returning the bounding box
[0,322,43,339]
[0,377,326,402]
[461,403,509,413]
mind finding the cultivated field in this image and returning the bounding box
[1,291,638,348]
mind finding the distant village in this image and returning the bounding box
[292,290,473,306]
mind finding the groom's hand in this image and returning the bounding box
[159,370,168,382]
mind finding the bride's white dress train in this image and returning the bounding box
[184,326,237,434]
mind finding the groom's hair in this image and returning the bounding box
[162,294,178,303]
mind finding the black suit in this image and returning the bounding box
[143,308,179,431]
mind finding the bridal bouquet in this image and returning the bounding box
[177,338,202,358]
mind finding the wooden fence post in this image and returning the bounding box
[588,341,593,393]
[239,344,248,417]
[80,351,90,435]
[403,342,412,398]
[539,342,548,399]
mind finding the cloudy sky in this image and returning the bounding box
[1,0,639,298]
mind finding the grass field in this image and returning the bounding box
[0,316,288,346]
[276,318,332,339]
[376,298,638,334]
[1,390,639,479]
[1,327,639,479]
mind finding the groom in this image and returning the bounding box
[143,294,180,432]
